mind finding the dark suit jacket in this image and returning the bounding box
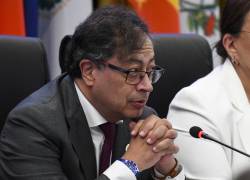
[0,74,155,180]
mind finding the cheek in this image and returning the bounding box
[93,78,144,118]
[95,75,132,106]
[107,83,132,106]
[238,40,250,57]
[238,43,250,67]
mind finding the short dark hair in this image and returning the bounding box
[215,0,250,62]
[60,5,149,78]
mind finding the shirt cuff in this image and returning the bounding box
[103,160,136,180]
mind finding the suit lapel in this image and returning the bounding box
[221,60,250,154]
[59,75,97,180]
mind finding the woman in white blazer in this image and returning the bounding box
[167,0,250,179]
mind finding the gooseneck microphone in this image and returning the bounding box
[189,126,250,158]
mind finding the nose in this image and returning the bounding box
[136,74,153,92]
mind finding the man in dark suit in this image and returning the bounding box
[0,6,184,180]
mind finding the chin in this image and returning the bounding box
[123,108,144,119]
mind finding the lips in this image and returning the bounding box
[129,99,147,109]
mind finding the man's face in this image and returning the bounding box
[91,36,155,122]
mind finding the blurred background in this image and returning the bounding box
[0,0,226,79]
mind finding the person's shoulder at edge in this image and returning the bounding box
[3,74,68,136]
[8,74,67,115]
[170,63,224,107]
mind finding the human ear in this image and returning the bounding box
[79,59,95,86]
[222,34,240,65]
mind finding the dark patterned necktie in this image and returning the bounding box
[99,122,116,174]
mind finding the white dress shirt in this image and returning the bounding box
[75,83,185,180]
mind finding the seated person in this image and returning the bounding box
[0,5,184,180]
[168,0,250,179]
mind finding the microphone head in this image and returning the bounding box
[189,126,203,138]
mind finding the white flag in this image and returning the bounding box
[39,0,92,79]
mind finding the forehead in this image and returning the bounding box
[125,37,155,65]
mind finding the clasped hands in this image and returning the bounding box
[122,114,179,175]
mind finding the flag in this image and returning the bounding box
[0,0,25,36]
[128,0,180,33]
[94,0,180,33]
[39,0,93,79]
[0,0,38,37]
[24,0,38,37]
